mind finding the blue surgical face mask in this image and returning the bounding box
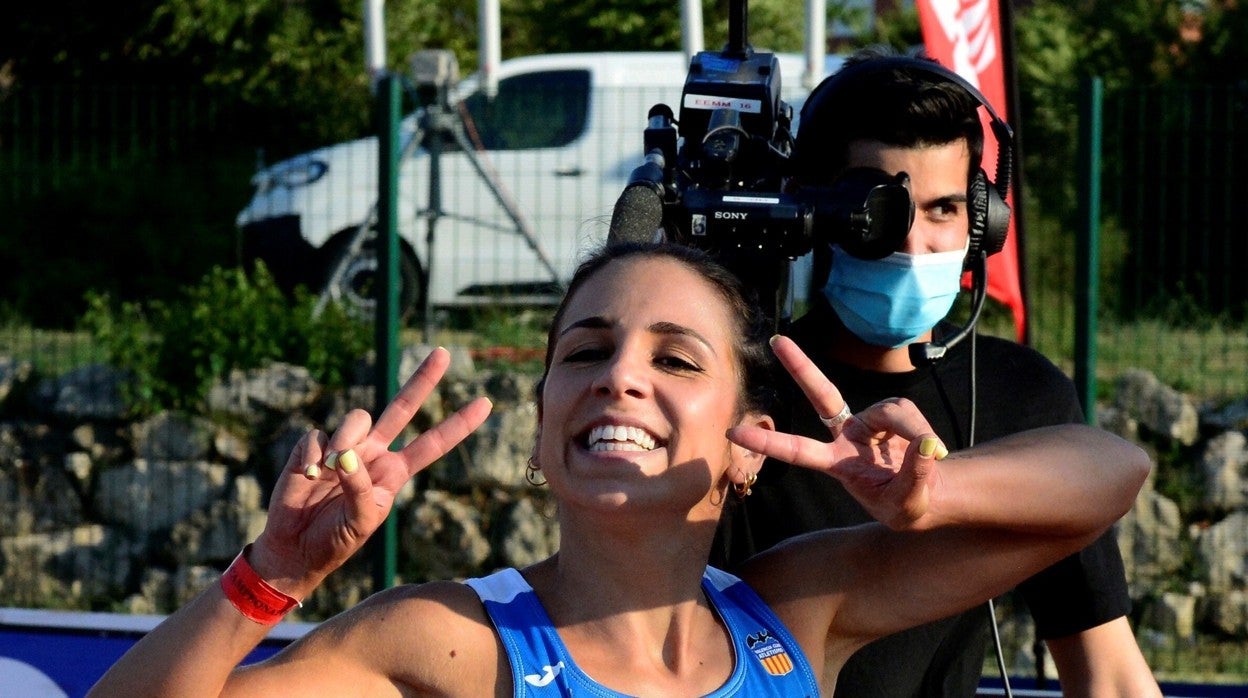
[821,243,967,348]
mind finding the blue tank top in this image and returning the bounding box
[464,566,819,697]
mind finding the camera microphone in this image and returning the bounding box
[909,251,988,365]
[607,149,668,244]
[608,103,679,245]
[608,184,664,244]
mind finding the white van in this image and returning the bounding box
[234,51,842,317]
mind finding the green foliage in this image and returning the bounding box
[1013,1,1248,335]
[705,0,807,53]
[2,0,809,155]
[854,4,921,51]
[82,263,371,415]
[142,0,387,152]
[1188,1,1248,78]
[502,0,810,56]
[9,0,1247,162]
[468,307,550,350]
[1151,439,1209,522]
[1013,0,1248,228]
[506,0,681,53]
[438,306,551,374]
[80,293,161,413]
[0,142,253,328]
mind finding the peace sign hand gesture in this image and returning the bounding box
[247,347,492,597]
[726,335,948,531]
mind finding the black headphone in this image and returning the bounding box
[794,55,1014,267]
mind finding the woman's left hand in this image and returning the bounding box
[726,335,947,530]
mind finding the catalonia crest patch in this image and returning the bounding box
[746,629,794,676]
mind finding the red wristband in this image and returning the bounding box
[220,544,302,625]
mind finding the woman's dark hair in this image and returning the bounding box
[535,242,778,418]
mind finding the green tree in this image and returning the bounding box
[1172,0,1248,80]
[2,0,876,154]
[1011,0,1248,324]
[853,3,920,51]
[140,0,418,152]
[1014,0,1192,227]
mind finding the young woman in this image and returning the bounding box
[89,243,1150,697]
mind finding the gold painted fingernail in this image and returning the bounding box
[935,443,949,460]
[339,449,360,474]
[303,463,321,479]
[918,437,939,458]
[324,452,339,470]
[769,334,781,346]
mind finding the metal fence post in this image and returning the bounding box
[373,72,401,591]
[1075,76,1103,423]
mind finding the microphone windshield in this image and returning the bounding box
[607,184,665,244]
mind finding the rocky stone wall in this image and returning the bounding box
[0,351,1245,656]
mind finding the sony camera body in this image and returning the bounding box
[672,48,809,258]
[605,0,917,325]
[612,43,914,266]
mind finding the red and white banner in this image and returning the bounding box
[917,0,1027,342]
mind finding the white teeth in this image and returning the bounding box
[587,424,657,452]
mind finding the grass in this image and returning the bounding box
[1146,640,1248,684]
[972,298,1248,403]
[6,298,1247,402]
[1092,318,1248,399]
[413,306,552,374]
[981,638,1248,685]
[0,323,110,376]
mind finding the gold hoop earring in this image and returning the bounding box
[733,470,757,500]
[525,456,547,487]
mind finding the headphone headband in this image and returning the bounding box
[805,57,1010,134]
[800,55,1013,199]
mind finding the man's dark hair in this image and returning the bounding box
[794,46,986,187]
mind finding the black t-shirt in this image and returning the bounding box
[711,303,1132,697]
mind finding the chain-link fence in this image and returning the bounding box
[1,79,1246,687]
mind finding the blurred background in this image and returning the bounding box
[1,1,1247,693]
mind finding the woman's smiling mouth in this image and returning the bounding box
[585,424,658,452]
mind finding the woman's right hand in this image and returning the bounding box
[247,347,492,597]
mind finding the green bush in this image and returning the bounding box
[82,262,371,416]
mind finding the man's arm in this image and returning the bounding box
[1046,616,1162,698]
[991,342,1159,696]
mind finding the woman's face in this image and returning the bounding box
[537,255,761,518]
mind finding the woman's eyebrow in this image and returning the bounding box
[558,315,611,338]
[649,321,717,357]
[557,317,717,357]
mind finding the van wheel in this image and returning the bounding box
[321,231,424,322]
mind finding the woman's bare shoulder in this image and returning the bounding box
[239,580,508,696]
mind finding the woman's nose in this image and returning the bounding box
[591,349,648,399]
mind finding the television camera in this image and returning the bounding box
[607,0,915,324]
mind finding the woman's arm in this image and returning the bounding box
[88,348,492,698]
[731,336,1150,653]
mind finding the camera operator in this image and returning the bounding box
[711,47,1162,697]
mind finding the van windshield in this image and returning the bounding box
[457,69,591,151]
